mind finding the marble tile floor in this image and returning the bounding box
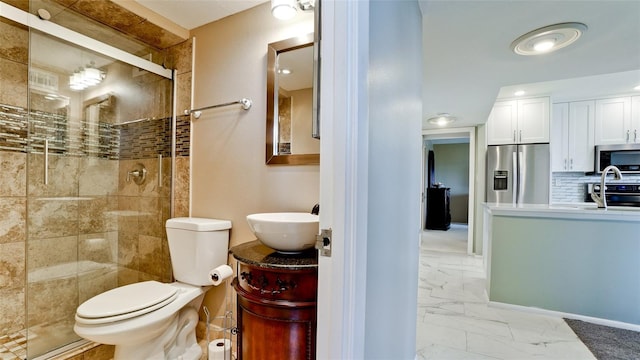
[417,228,596,359]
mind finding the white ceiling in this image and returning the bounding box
[134,0,640,129]
[420,0,640,129]
[278,45,314,91]
[133,0,266,30]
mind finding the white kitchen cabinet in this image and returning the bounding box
[487,100,517,145]
[517,97,550,143]
[551,101,595,172]
[632,96,640,143]
[487,97,549,145]
[551,103,569,171]
[594,97,633,145]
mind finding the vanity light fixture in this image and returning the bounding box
[278,68,292,75]
[271,0,315,20]
[511,22,587,56]
[69,62,105,91]
[427,113,456,126]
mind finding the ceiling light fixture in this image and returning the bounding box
[634,85,640,91]
[271,0,315,20]
[271,0,297,20]
[511,22,587,56]
[514,90,526,96]
[427,113,456,126]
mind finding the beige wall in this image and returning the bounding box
[290,87,319,154]
[189,1,319,320]
[190,3,318,242]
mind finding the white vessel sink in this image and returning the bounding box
[246,213,319,253]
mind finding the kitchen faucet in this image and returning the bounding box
[590,165,623,209]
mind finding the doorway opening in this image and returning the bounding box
[421,127,476,254]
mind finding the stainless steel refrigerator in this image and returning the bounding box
[486,144,550,204]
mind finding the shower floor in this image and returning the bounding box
[0,329,28,360]
[0,319,80,360]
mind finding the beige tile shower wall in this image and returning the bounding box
[1,1,190,357]
[26,155,120,327]
[0,17,28,109]
[174,156,190,217]
[0,15,28,336]
[189,1,319,326]
[116,157,172,286]
[168,38,193,218]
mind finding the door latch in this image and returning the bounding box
[315,228,332,257]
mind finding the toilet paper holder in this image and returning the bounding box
[204,307,237,360]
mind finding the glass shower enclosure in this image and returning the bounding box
[0,2,176,358]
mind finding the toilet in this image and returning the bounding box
[74,217,232,360]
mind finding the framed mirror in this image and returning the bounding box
[266,34,320,165]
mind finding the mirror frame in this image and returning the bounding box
[266,33,319,165]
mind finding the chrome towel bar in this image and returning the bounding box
[184,98,252,119]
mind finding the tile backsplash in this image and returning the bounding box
[551,172,640,203]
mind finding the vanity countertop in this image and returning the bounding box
[230,240,318,270]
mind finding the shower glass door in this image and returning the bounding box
[26,27,173,359]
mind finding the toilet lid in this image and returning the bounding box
[76,281,178,324]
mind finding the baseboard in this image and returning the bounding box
[489,301,640,332]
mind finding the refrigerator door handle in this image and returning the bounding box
[518,151,524,204]
[512,151,518,206]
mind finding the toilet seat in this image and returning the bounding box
[76,281,178,325]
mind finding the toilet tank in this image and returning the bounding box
[166,217,232,286]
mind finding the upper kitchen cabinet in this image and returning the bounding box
[632,96,640,143]
[594,96,638,145]
[487,97,550,145]
[551,101,595,172]
[487,100,517,144]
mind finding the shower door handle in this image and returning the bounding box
[44,139,49,185]
[158,154,162,188]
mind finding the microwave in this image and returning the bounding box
[595,144,640,173]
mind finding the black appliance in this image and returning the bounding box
[426,187,451,230]
[595,144,640,174]
[585,183,640,207]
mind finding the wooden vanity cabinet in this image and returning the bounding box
[230,241,318,360]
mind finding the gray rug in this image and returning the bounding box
[565,318,640,360]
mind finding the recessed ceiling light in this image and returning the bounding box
[271,0,297,20]
[533,40,555,52]
[427,113,456,126]
[514,90,526,96]
[511,22,587,56]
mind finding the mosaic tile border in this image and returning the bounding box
[0,103,190,160]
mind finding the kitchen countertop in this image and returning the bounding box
[484,202,640,222]
[230,240,318,270]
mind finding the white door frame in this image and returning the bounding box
[422,127,476,254]
[315,0,369,358]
